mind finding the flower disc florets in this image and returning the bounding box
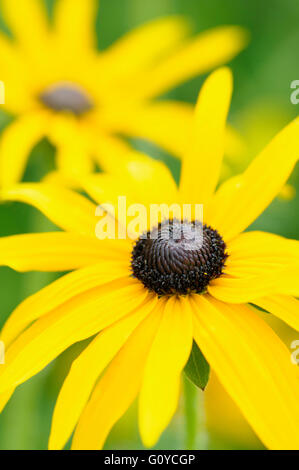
[40,82,93,115]
[131,219,227,295]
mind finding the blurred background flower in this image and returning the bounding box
[0,0,298,450]
[0,0,246,187]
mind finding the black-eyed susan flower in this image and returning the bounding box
[0,68,299,450]
[0,0,248,186]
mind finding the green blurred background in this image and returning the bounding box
[0,0,298,450]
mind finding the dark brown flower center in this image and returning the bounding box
[39,82,93,115]
[131,219,227,295]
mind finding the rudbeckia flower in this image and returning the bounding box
[0,68,299,450]
[0,0,248,186]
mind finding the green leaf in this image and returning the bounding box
[184,341,210,390]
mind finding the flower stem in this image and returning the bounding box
[183,375,199,450]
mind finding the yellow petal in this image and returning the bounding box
[204,371,262,449]
[192,295,299,450]
[42,170,81,189]
[82,153,178,214]
[1,261,130,348]
[0,33,21,76]
[131,26,248,99]
[101,16,189,80]
[82,173,141,211]
[124,157,178,207]
[227,231,299,261]
[209,116,299,241]
[1,183,97,236]
[180,67,233,206]
[254,295,299,333]
[49,295,158,450]
[0,232,129,273]
[209,231,299,302]
[278,269,299,298]
[82,154,179,240]
[0,278,148,393]
[108,101,241,162]
[224,231,299,277]
[56,145,93,184]
[89,132,134,174]
[79,113,136,172]
[74,116,161,179]
[0,388,14,412]
[1,0,49,53]
[105,101,194,158]
[0,112,49,187]
[125,157,180,232]
[71,303,164,450]
[208,276,277,303]
[53,0,97,52]
[139,296,193,447]
[205,173,240,227]
[49,115,94,178]
[208,266,299,304]
[0,35,31,114]
[224,260,289,278]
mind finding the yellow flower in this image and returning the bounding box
[0,68,299,450]
[0,0,247,186]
